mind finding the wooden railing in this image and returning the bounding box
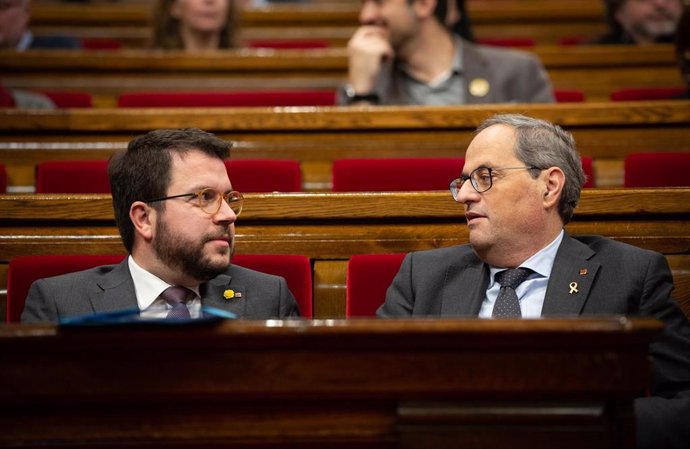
[2,102,689,191]
[0,317,659,448]
[0,45,681,106]
[1,189,688,320]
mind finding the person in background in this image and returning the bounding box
[595,0,683,44]
[378,113,690,449]
[151,0,239,50]
[0,0,80,50]
[22,128,300,322]
[340,0,553,105]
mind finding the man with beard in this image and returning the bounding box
[339,0,554,105]
[21,128,300,322]
[595,0,683,45]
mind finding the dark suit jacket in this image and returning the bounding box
[381,38,555,105]
[379,234,690,449]
[21,259,300,322]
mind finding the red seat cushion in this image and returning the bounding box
[346,253,405,317]
[554,89,586,102]
[40,91,93,108]
[35,160,110,193]
[610,87,686,101]
[7,254,126,322]
[117,90,337,107]
[332,157,464,192]
[225,159,302,192]
[0,163,7,193]
[232,254,312,318]
[581,155,595,188]
[624,152,690,187]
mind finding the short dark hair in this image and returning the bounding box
[108,128,232,252]
[476,114,586,224]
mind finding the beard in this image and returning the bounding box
[153,218,233,282]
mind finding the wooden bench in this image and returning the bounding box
[0,45,680,106]
[2,102,689,191]
[0,189,688,320]
[30,0,608,47]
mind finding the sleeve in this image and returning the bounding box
[20,279,59,323]
[278,276,301,318]
[519,55,555,103]
[634,252,690,449]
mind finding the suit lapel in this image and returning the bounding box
[541,235,600,316]
[461,42,495,105]
[441,253,488,316]
[201,273,248,317]
[91,260,138,313]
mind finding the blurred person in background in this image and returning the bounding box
[151,0,239,51]
[0,0,80,50]
[595,0,683,44]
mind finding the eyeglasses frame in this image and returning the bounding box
[449,166,541,199]
[143,188,244,216]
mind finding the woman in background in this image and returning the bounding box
[151,0,239,51]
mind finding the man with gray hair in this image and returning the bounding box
[378,113,690,449]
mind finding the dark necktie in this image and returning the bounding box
[160,286,193,320]
[492,268,533,318]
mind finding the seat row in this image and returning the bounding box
[2,153,688,194]
[2,87,686,108]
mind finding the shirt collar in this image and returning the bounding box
[399,34,463,86]
[488,229,564,287]
[16,30,32,52]
[128,256,200,311]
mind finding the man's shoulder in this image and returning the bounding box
[34,264,121,286]
[571,234,662,259]
[225,263,284,282]
[409,244,475,262]
[466,41,541,65]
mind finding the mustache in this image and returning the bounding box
[203,231,232,243]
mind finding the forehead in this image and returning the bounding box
[167,149,230,190]
[464,124,519,168]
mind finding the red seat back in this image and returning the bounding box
[610,87,686,101]
[346,253,405,317]
[0,163,6,193]
[225,159,302,192]
[554,89,586,102]
[477,37,536,47]
[35,160,111,193]
[40,91,93,108]
[332,157,464,192]
[232,254,313,318]
[7,254,126,322]
[117,90,337,107]
[7,254,313,322]
[624,152,690,187]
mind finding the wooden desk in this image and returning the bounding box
[0,190,688,319]
[1,102,689,191]
[30,0,608,47]
[0,317,662,448]
[0,45,681,106]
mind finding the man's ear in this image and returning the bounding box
[130,201,155,242]
[542,167,565,209]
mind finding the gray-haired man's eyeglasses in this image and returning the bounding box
[449,166,540,200]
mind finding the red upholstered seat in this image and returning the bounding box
[224,159,302,192]
[7,254,312,322]
[624,152,690,187]
[0,84,15,107]
[6,254,126,322]
[80,38,123,50]
[610,87,686,101]
[35,160,111,193]
[40,91,93,108]
[231,254,313,318]
[477,37,536,47]
[554,89,586,102]
[346,253,405,317]
[117,90,337,107]
[0,163,6,193]
[581,155,595,188]
[246,39,329,49]
[332,157,464,192]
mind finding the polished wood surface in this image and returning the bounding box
[2,102,689,190]
[0,45,680,106]
[0,317,661,448]
[1,189,689,320]
[30,0,608,47]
